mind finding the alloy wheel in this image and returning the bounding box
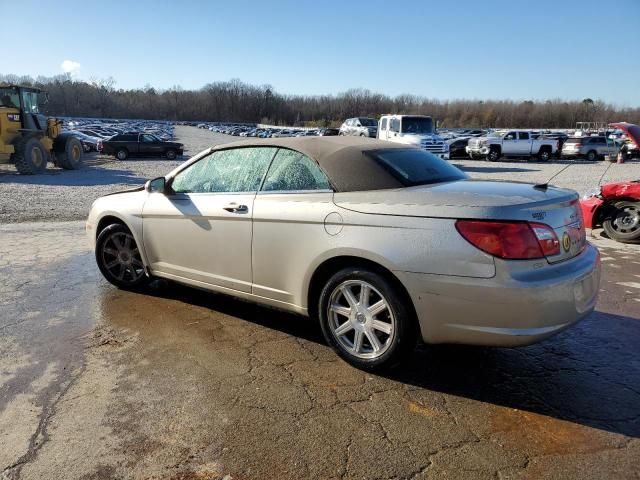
[327,280,395,359]
[611,203,640,235]
[101,231,145,284]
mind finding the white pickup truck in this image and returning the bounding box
[466,130,558,162]
[377,115,449,159]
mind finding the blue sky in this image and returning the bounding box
[3,0,639,105]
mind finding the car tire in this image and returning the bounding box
[95,223,150,289]
[537,148,551,162]
[602,201,640,243]
[57,137,84,170]
[115,148,129,160]
[165,149,177,160]
[586,150,598,161]
[486,148,500,162]
[318,268,418,371]
[13,136,48,174]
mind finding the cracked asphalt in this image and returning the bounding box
[1,127,639,479]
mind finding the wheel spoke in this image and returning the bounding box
[124,235,131,249]
[368,300,387,317]
[341,286,358,308]
[365,330,382,353]
[352,330,364,353]
[330,304,351,318]
[104,248,118,256]
[105,259,119,269]
[116,263,125,280]
[334,321,354,337]
[371,319,392,335]
[359,284,371,307]
[112,236,123,250]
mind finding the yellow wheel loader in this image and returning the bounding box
[0,85,83,174]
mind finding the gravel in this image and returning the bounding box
[1,126,638,223]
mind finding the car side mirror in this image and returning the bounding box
[145,177,166,194]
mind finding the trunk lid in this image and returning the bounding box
[333,179,585,263]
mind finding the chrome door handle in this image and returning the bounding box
[222,203,248,213]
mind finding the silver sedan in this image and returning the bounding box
[87,137,601,370]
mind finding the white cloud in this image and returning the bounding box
[61,60,81,76]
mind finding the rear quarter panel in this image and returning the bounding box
[251,192,496,311]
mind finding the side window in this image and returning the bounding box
[519,132,530,140]
[261,149,332,192]
[390,118,400,133]
[141,134,156,143]
[381,118,388,131]
[171,147,276,194]
[505,131,517,140]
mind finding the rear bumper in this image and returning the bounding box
[399,244,601,346]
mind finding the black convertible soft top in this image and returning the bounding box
[211,136,411,192]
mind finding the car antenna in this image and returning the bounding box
[534,163,573,190]
[596,160,614,187]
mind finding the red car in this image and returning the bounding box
[581,181,640,242]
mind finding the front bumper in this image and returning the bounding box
[466,145,488,156]
[399,244,600,346]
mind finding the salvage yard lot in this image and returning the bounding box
[1,126,639,223]
[1,126,639,479]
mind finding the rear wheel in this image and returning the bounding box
[602,201,640,243]
[318,268,417,371]
[57,137,84,170]
[585,150,598,161]
[13,137,48,174]
[537,148,551,162]
[95,223,150,289]
[115,148,129,160]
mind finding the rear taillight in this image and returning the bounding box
[529,222,561,256]
[455,220,559,260]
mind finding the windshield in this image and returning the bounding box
[487,130,507,138]
[368,148,467,187]
[401,117,433,135]
[359,118,377,127]
[0,88,20,109]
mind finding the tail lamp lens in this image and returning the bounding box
[455,220,560,260]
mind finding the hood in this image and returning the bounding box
[609,122,640,148]
[333,179,578,226]
[101,185,145,198]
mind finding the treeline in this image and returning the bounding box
[2,73,639,128]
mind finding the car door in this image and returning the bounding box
[517,131,531,154]
[251,148,335,307]
[502,131,518,155]
[379,117,387,140]
[140,134,163,155]
[142,146,277,292]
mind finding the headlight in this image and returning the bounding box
[582,186,601,199]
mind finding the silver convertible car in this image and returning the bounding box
[87,137,601,370]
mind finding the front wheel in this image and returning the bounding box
[57,137,84,170]
[165,149,177,160]
[486,148,500,162]
[318,268,417,371]
[95,224,150,289]
[602,201,640,243]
